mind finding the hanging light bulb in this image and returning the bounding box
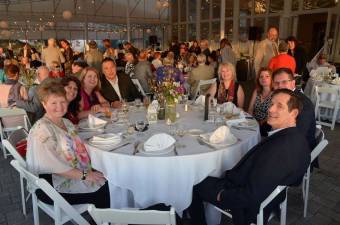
[62,10,73,20]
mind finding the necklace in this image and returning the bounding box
[45,116,67,130]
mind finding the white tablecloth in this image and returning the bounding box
[81,105,260,225]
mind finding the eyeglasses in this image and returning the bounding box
[273,79,292,86]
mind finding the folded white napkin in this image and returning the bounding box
[88,114,107,128]
[148,100,159,113]
[144,133,176,152]
[209,126,235,144]
[92,133,121,142]
[225,111,246,126]
[195,95,205,106]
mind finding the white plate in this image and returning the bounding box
[199,133,238,148]
[79,121,106,131]
[235,119,258,128]
[137,143,175,155]
[187,129,204,136]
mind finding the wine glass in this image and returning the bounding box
[122,99,129,114]
[135,98,142,109]
[135,120,146,135]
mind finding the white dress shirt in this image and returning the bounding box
[108,76,122,100]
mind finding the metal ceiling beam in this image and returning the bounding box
[129,0,142,16]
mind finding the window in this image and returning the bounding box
[179,24,186,41]
[188,0,196,22]
[211,21,221,43]
[171,0,178,23]
[254,0,267,14]
[269,0,283,13]
[240,0,252,16]
[212,0,220,19]
[225,0,233,17]
[188,23,197,41]
[200,22,209,39]
[180,0,187,22]
[201,0,210,20]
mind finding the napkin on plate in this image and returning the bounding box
[209,126,235,144]
[225,111,247,126]
[144,133,176,152]
[194,95,205,106]
[90,134,121,147]
[88,114,107,128]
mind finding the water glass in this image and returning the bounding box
[208,113,216,123]
[176,124,186,137]
[135,99,142,109]
[135,120,146,135]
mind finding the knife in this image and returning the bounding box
[109,142,131,152]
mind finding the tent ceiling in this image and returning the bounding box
[0,0,169,30]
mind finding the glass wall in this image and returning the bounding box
[201,0,210,20]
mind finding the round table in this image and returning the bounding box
[80,105,260,225]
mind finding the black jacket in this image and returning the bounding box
[100,72,141,103]
[220,127,310,225]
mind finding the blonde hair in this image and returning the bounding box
[218,62,236,81]
[79,67,101,91]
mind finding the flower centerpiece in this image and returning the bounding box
[149,77,185,122]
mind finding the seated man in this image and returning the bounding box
[16,66,49,124]
[188,89,311,225]
[100,58,141,108]
[272,68,316,150]
[187,53,215,98]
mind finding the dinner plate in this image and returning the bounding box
[187,129,204,136]
[199,133,238,148]
[235,119,258,128]
[78,121,107,131]
[137,142,175,155]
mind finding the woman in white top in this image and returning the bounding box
[26,79,109,208]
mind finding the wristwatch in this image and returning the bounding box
[81,170,88,181]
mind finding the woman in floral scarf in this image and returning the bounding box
[26,79,109,209]
[216,62,245,109]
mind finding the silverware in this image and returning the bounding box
[174,145,178,156]
[231,126,256,131]
[133,141,141,155]
[109,142,131,152]
[196,138,216,150]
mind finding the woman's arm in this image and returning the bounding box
[57,168,106,184]
[247,90,257,115]
[237,85,245,109]
[95,91,110,107]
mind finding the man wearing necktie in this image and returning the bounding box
[254,27,279,76]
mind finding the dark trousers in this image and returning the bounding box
[36,174,110,208]
[188,177,226,225]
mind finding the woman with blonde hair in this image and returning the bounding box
[213,62,245,108]
[248,67,273,123]
[78,67,109,116]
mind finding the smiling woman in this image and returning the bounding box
[26,78,110,210]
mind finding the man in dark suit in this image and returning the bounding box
[100,58,141,108]
[272,67,317,156]
[188,89,311,225]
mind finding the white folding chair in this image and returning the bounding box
[88,204,176,225]
[0,107,31,158]
[192,78,216,100]
[10,160,90,225]
[301,127,328,217]
[131,78,147,96]
[2,128,28,215]
[215,185,287,225]
[314,86,340,130]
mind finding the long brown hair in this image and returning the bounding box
[256,67,273,93]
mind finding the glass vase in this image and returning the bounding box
[165,103,176,123]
